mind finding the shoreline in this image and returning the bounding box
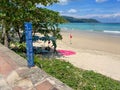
[59,30,120,55]
[57,30,120,81]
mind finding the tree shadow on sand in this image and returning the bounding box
[33,46,64,59]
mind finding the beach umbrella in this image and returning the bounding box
[33,36,39,42]
[39,37,48,41]
[49,36,56,41]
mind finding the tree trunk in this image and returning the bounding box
[18,30,21,40]
[2,19,9,47]
[3,26,9,47]
[16,27,21,42]
[4,32,8,47]
[20,32,25,43]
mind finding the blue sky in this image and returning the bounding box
[37,0,120,23]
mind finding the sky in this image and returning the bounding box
[37,0,120,23]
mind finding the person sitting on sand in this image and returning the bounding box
[45,40,51,51]
[52,40,57,53]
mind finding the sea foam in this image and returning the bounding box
[103,30,120,34]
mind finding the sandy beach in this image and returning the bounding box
[56,30,120,81]
[33,31,120,81]
[59,30,120,54]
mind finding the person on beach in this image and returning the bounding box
[45,40,51,51]
[52,40,57,53]
[70,34,72,44]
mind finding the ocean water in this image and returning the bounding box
[59,23,120,35]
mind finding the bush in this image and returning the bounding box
[11,42,26,52]
[34,56,120,90]
[16,53,120,90]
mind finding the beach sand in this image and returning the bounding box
[56,30,120,81]
[59,30,120,54]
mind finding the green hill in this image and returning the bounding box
[62,16,100,23]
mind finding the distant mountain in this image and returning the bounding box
[62,16,100,23]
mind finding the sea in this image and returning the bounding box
[59,23,120,36]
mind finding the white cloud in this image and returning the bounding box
[96,0,107,3]
[61,12,120,19]
[59,0,69,5]
[59,10,64,14]
[77,13,120,19]
[87,13,120,23]
[68,9,77,13]
[98,13,120,18]
[61,12,120,23]
[36,3,45,8]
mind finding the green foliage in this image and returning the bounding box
[16,52,27,59]
[11,42,26,52]
[33,8,65,40]
[34,56,120,90]
[16,52,120,90]
[0,0,65,47]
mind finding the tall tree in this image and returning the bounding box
[0,0,65,47]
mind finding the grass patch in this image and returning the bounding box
[16,52,120,90]
[34,56,120,90]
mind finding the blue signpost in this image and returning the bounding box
[24,22,34,67]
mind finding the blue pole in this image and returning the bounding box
[24,22,34,67]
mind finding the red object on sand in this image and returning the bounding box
[70,34,72,38]
[57,50,76,56]
[48,41,50,44]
